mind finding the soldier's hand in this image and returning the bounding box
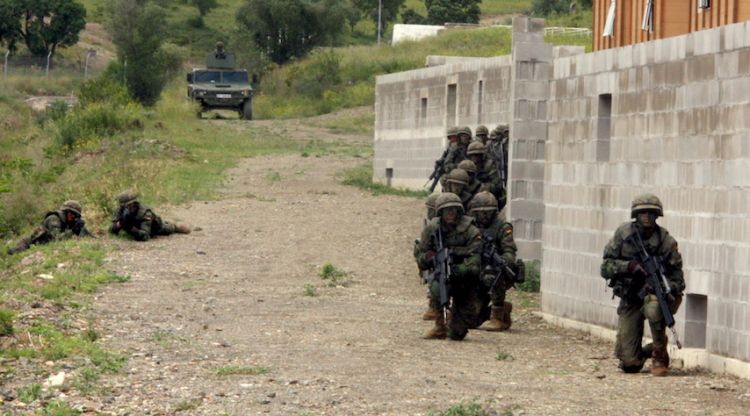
[628,260,646,276]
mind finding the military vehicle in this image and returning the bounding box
[186,42,254,120]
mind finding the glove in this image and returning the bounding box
[424,250,437,262]
[627,260,646,276]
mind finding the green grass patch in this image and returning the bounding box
[17,383,42,403]
[215,365,270,376]
[430,402,490,416]
[303,283,318,297]
[339,163,429,198]
[40,400,81,415]
[518,260,540,293]
[318,263,352,287]
[174,399,202,412]
[0,308,14,336]
[310,112,374,136]
[496,351,515,361]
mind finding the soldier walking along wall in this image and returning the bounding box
[374,17,750,376]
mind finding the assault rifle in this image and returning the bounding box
[425,147,450,192]
[631,230,683,349]
[481,230,518,292]
[428,226,452,319]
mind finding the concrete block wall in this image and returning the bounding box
[374,56,512,190]
[543,21,750,362]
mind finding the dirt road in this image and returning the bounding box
[90,120,750,415]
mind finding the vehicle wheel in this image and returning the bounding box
[242,100,253,120]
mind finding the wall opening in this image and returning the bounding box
[385,167,393,187]
[684,294,708,349]
[596,94,612,162]
[446,84,457,127]
[420,97,428,125]
[477,80,484,124]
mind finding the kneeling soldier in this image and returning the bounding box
[469,192,517,331]
[7,200,92,255]
[601,194,685,376]
[110,191,191,241]
[415,193,482,340]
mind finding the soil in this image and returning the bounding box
[7,117,750,415]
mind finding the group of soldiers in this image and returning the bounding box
[414,124,686,376]
[6,191,190,255]
[414,124,523,341]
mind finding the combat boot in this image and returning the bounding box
[7,238,31,255]
[500,301,513,331]
[651,342,670,377]
[174,224,191,234]
[422,301,437,321]
[480,305,506,331]
[423,311,447,339]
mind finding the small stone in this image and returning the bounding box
[595,374,606,380]
[196,250,207,255]
[44,371,66,388]
[37,273,54,280]
[267,393,276,398]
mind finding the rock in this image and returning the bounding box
[19,252,45,267]
[267,393,276,398]
[196,250,207,255]
[43,371,66,388]
[595,374,606,380]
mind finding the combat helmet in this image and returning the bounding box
[475,125,489,136]
[117,191,139,206]
[446,126,459,137]
[457,126,473,137]
[467,141,486,156]
[425,193,440,209]
[457,159,477,175]
[630,193,663,218]
[445,168,469,186]
[60,200,82,216]
[468,192,498,213]
[435,192,464,215]
[493,124,509,137]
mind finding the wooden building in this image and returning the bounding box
[593,0,750,51]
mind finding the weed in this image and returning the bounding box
[40,400,81,415]
[215,365,270,376]
[430,402,490,416]
[0,308,14,336]
[496,352,515,361]
[518,260,540,293]
[265,171,282,182]
[339,163,428,198]
[319,263,352,287]
[72,366,101,395]
[18,383,42,403]
[303,283,318,297]
[174,399,201,412]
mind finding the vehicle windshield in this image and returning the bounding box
[222,71,249,83]
[194,71,221,83]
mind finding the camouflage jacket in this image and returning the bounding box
[110,204,165,241]
[443,144,467,176]
[479,214,517,267]
[601,221,685,301]
[477,158,503,200]
[416,215,482,281]
[31,211,91,245]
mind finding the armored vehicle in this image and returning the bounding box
[187,43,254,120]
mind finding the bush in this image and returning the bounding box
[187,15,205,28]
[0,308,15,336]
[77,77,131,108]
[56,101,143,150]
[518,260,540,292]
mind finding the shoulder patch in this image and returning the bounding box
[505,228,513,235]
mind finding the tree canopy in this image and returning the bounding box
[0,0,86,56]
[425,0,481,25]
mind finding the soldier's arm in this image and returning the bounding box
[416,224,436,270]
[661,234,685,294]
[497,223,517,264]
[43,216,73,241]
[454,226,482,278]
[600,230,629,280]
[132,211,153,242]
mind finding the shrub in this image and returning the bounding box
[0,308,15,336]
[55,101,143,150]
[518,260,540,292]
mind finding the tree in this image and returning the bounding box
[190,0,218,17]
[401,8,426,25]
[107,0,179,106]
[352,0,405,37]
[0,0,86,57]
[425,0,481,25]
[236,0,345,65]
[531,0,591,16]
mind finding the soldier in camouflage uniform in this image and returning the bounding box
[415,193,483,340]
[601,194,685,376]
[416,193,442,321]
[441,127,465,184]
[474,125,489,144]
[442,169,473,208]
[466,142,506,210]
[488,124,510,188]
[7,200,93,255]
[110,191,191,241]
[469,192,517,331]
[457,160,481,198]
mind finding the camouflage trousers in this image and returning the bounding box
[615,294,682,371]
[157,222,177,236]
[428,277,490,340]
[481,273,508,307]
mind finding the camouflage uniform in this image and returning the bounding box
[469,192,517,331]
[474,125,489,144]
[457,159,481,198]
[7,200,92,255]
[467,142,506,210]
[110,191,189,241]
[488,124,510,190]
[416,193,442,321]
[601,194,685,376]
[442,127,466,181]
[442,169,473,208]
[416,193,484,340]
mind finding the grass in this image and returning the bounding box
[311,112,374,136]
[496,351,515,361]
[215,365,270,376]
[0,308,14,336]
[40,400,81,415]
[174,399,202,412]
[18,383,42,403]
[518,260,541,293]
[430,402,491,416]
[318,263,352,287]
[303,283,318,297]
[339,163,429,198]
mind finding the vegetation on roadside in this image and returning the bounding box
[319,263,352,287]
[339,164,429,198]
[430,402,491,416]
[518,260,541,293]
[215,365,270,376]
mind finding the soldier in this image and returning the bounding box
[441,126,465,179]
[442,169,473,208]
[214,41,227,59]
[7,200,92,255]
[457,126,473,149]
[467,142,506,210]
[488,124,510,186]
[469,192,517,331]
[110,191,191,241]
[474,125,489,144]
[457,159,481,198]
[415,193,482,340]
[601,194,685,376]
[416,193,442,321]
